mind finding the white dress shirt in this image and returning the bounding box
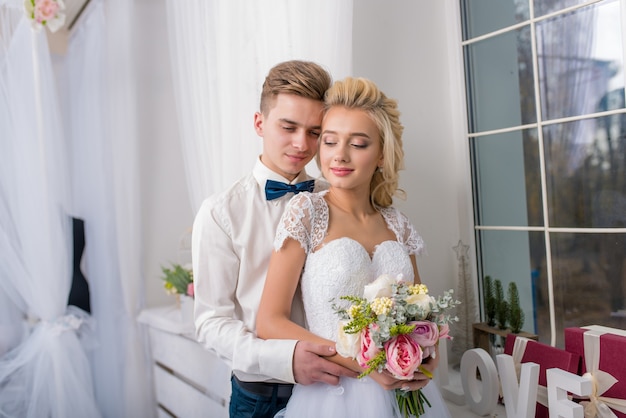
[192,158,324,383]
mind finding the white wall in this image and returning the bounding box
[352,0,475,297]
[136,0,194,308]
[138,0,477,307]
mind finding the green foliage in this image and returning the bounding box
[343,312,375,334]
[484,275,497,326]
[390,323,416,337]
[494,279,509,330]
[360,350,387,378]
[161,264,193,295]
[508,282,525,333]
[337,296,376,334]
[397,386,431,417]
[340,295,366,304]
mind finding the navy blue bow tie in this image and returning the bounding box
[265,179,315,200]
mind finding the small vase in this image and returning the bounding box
[179,294,194,324]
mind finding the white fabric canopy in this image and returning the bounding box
[61,0,153,416]
[0,2,100,416]
[165,0,354,212]
[2,1,355,416]
[1,0,152,416]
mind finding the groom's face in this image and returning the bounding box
[254,93,323,182]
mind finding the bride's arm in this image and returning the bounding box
[256,237,363,373]
[411,255,421,284]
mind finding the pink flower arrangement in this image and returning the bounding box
[334,274,460,417]
[24,0,66,33]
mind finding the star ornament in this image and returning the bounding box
[453,240,470,260]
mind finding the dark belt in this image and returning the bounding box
[233,375,293,398]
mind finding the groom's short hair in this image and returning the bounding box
[259,60,332,116]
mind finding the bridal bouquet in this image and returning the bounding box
[333,274,460,417]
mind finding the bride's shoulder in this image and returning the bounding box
[381,206,425,255]
[275,192,329,252]
[380,205,409,224]
[286,191,328,213]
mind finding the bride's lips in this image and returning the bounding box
[330,167,353,176]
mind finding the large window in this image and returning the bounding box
[461,0,626,347]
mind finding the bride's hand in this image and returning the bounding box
[369,369,430,392]
[415,346,440,380]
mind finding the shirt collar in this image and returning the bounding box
[252,156,311,188]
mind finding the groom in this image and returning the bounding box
[192,60,436,418]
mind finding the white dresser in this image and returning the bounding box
[139,305,231,418]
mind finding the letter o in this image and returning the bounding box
[460,348,499,416]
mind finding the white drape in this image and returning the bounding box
[0,2,100,417]
[62,0,153,416]
[165,0,354,212]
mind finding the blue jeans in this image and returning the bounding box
[229,376,292,418]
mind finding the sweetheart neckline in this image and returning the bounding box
[312,237,402,261]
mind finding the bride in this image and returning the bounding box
[256,76,451,418]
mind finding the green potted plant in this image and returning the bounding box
[494,279,509,330]
[508,282,525,334]
[484,275,496,327]
[474,277,538,356]
[161,263,194,323]
[161,263,194,298]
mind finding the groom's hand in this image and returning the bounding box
[293,341,358,386]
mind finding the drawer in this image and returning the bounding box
[149,327,231,401]
[157,406,174,418]
[154,364,228,418]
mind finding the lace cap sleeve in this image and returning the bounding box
[273,192,316,253]
[382,207,425,256]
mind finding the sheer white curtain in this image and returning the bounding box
[165,0,354,212]
[62,0,153,416]
[0,1,100,417]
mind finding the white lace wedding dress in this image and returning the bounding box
[274,192,451,418]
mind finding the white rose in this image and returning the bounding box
[363,274,397,302]
[336,321,361,359]
[405,293,434,315]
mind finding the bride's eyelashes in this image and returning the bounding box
[321,138,370,149]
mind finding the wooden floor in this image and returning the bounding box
[440,369,507,417]
[444,397,506,417]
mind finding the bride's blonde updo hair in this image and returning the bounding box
[322,77,405,208]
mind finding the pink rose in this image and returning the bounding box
[384,334,423,380]
[186,282,194,297]
[34,0,59,22]
[357,325,381,368]
[409,321,439,348]
[438,323,451,340]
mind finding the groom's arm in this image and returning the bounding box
[193,198,298,382]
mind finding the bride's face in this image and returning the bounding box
[319,106,383,192]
